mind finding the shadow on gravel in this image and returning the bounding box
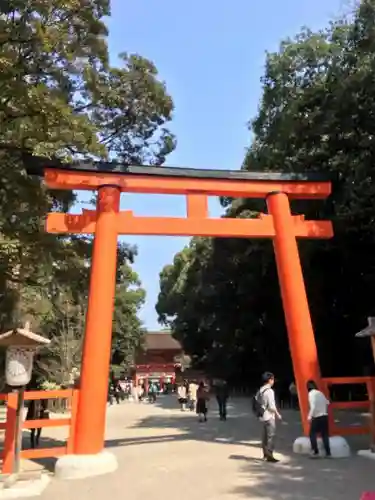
[128,397,374,500]
[12,396,375,500]
[229,451,374,500]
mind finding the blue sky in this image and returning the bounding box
[79,0,346,329]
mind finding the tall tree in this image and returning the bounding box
[25,240,146,383]
[0,0,175,377]
[111,263,146,369]
[156,0,375,385]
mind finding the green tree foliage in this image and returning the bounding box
[29,241,146,385]
[111,263,146,368]
[0,0,174,378]
[156,0,375,387]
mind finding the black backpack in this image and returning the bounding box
[252,388,269,418]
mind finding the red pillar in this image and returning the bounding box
[266,191,321,435]
[74,185,120,454]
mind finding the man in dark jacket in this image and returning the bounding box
[215,379,229,421]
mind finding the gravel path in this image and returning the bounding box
[28,396,375,499]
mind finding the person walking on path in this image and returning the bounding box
[148,381,157,403]
[108,380,120,405]
[188,380,198,411]
[177,382,188,411]
[215,379,229,421]
[131,381,139,403]
[256,372,282,463]
[307,380,331,458]
[196,381,210,422]
[138,382,145,402]
[26,378,50,449]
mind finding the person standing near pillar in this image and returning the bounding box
[257,372,282,463]
[307,380,331,458]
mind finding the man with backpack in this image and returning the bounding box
[253,372,282,463]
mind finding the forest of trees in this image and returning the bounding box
[156,0,375,388]
[0,0,176,387]
[4,0,375,392]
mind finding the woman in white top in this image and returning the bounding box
[307,380,331,458]
[177,383,188,411]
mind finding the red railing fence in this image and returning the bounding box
[322,376,375,439]
[0,389,78,474]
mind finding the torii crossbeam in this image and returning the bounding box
[27,157,334,458]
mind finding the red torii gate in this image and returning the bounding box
[30,159,333,463]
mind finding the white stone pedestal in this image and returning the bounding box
[293,436,351,458]
[55,451,118,480]
[0,475,50,499]
[358,449,375,461]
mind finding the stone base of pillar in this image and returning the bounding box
[358,449,375,461]
[0,474,50,499]
[55,451,118,480]
[293,436,351,458]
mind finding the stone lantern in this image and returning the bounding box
[0,322,50,477]
[0,321,50,387]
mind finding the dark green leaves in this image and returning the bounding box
[0,0,175,382]
[156,1,375,384]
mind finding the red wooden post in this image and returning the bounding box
[67,390,79,454]
[366,379,375,452]
[267,192,321,436]
[74,186,120,455]
[2,392,19,474]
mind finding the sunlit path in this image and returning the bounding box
[33,396,375,500]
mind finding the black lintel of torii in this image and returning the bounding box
[23,153,334,184]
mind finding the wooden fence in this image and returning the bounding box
[322,376,375,437]
[0,389,78,474]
